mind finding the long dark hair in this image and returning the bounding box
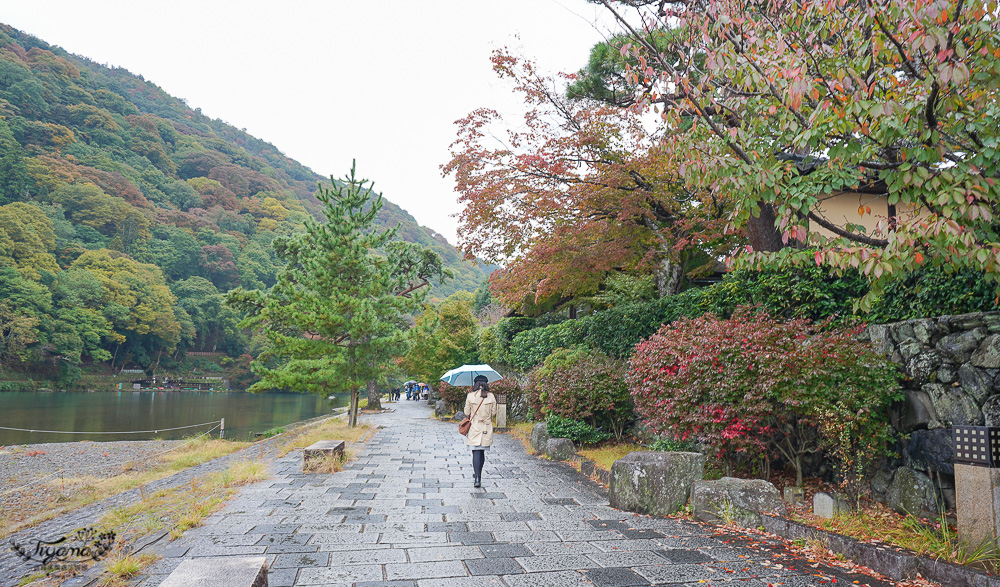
[473,380,490,398]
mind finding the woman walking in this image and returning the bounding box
[464,375,497,487]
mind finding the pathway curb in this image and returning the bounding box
[563,450,997,587]
[762,515,998,587]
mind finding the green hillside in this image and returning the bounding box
[0,23,485,385]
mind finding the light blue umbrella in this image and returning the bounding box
[439,364,502,386]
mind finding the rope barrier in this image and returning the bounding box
[0,424,222,497]
[0,420,220,435]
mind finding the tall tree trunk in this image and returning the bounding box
[654,257,684,298]
[746,203,785,253]
[111,343,122,373]
[366,378,381,410]
[348,388,359,428]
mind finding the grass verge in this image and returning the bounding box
[577,442,643,471]
[1,435,250,540]
[504,422,535,453]
[278,415,371,457]
[15,459,269,587]
[794,502,1000,571]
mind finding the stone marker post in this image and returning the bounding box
[495,391,507,429]
[953,425,1000,548]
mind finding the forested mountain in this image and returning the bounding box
[0,23,485,383]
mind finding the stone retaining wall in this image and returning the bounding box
[857,311,1000,512]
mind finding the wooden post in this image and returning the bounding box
[220,418,225,440]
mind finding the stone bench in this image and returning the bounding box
[160,557,267,587]
[302,439,346,471]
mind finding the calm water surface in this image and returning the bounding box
[0,391,348,445]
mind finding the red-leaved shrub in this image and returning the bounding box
[528,347,632,439]
[627,309,901,490]
[438,378,522,415]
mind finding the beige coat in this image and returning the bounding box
[464,391,497,447]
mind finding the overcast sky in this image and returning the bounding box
[0,1,619,246]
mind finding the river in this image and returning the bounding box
[0,391,348,445]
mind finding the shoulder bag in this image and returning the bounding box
[458,395,485,436]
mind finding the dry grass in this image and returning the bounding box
[303,449,351,474]
[794,502,1000,571]
[578,443,643,471]
[505,422,536,453]
[98,458,268,545]
[12,459,269,587]
[278,415,370,457]
[1,436,250,540]
[99,554,156,586]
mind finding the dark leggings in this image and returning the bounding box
[472,450,485,478]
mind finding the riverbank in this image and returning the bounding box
[0,412,371,586]
[0,437,244,537]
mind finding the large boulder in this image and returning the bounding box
[530,422,549,454]
[453,410,466,422]
[904,428,955,475]
[546,437,576,461]
[886,467,937,515]
[923,383,982,426]
[434,400,449,417]
[983,394,1000,426]
[890,390,941,433]
[867,324,893,354]
[609,451,705,516]
[936,328,986,363]
[971,334,1000,369]
[691,477,786,528]
[936,364,959,385]
[910,319,938,345]
[957,363,994,404]
[905,351,941,386]
[870,470,893,497]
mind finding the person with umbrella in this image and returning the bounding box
[465,375,497,487]
[443,364,502,487]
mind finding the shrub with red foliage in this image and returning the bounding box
[627,309,901,488]
[438,377,521,416]
[528,347,632,439]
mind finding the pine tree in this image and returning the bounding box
[227,163,448,426]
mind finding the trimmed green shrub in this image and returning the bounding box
[702,266,867,323]
[545,414,610,445]
[587,289,707,359]
[479,317,536,367]
[528,347,632,439]
[507,319,589,370]
[493,317,536,343]
[869,267,999,322]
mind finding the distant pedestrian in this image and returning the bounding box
[463,375,497,487]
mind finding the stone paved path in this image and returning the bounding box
[134,400,897,587]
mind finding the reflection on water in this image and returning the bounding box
[0,391,347,445]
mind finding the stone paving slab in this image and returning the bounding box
[121,400,906,587]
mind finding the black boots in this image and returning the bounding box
[472,450,485,487]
